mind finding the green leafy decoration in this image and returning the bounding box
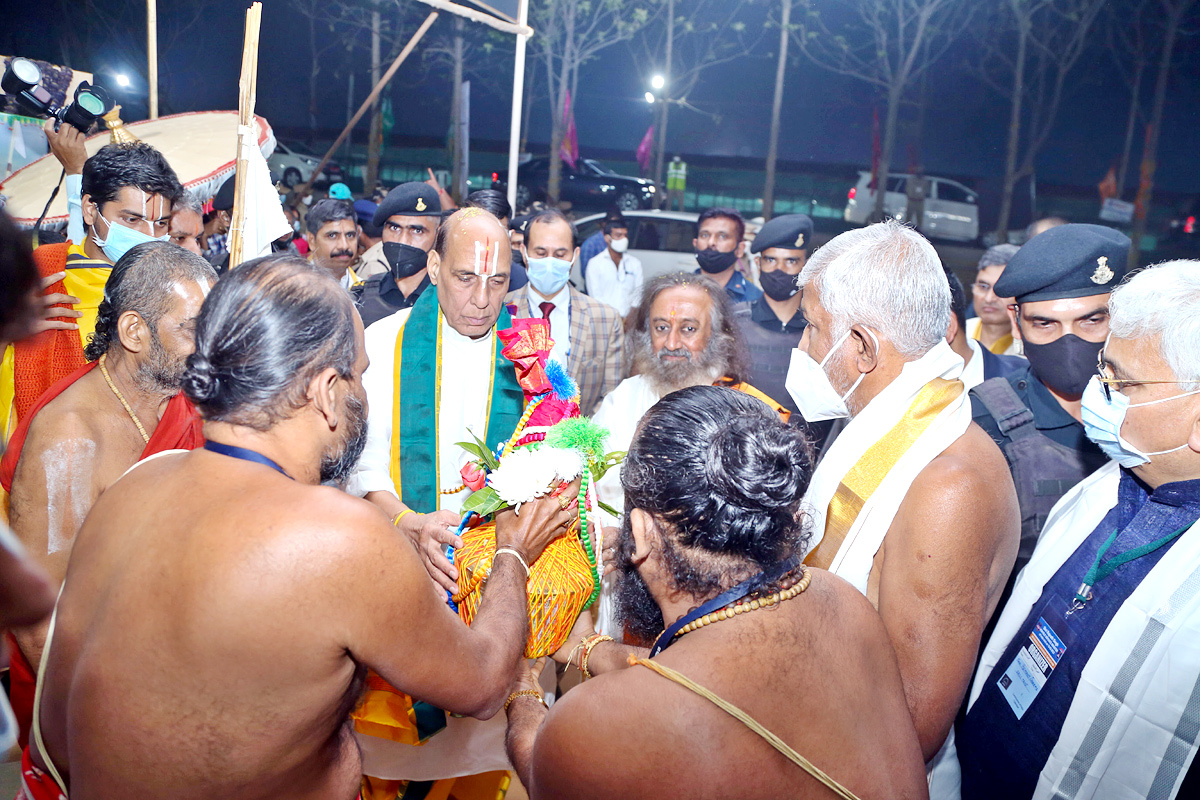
[590,450,627,484]
[455,428,500,471]
[461,486,505,518]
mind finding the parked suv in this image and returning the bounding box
[844,171,979,242]
[494,157,656,213]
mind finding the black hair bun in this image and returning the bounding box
[705,415,810,513]
[182,352,221,404]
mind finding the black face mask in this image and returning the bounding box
[1021,331,1104,397]
[696,248,739,274]
[383,241,429,280]
[759,268,800,301]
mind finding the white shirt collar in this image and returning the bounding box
[526,282,571,310]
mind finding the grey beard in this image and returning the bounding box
[632,330,730,396]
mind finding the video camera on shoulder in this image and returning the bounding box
[2,57,113,134]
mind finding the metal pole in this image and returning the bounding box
[652,0,673,208]
[762,0,791,219]
[506,0,530,211]
[147,0,158,118]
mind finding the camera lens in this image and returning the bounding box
[75,91,106,115]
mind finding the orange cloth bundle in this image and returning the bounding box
[451,515,597,658]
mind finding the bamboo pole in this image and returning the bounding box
[147,0,159,118]
[229,2,262,269]
[301,12,438,195]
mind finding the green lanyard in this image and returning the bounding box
[1068,521,1195,615]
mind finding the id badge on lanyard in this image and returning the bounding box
[996,594,1078,720]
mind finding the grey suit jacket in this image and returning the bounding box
[504,285,625,415]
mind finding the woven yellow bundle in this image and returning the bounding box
[452,520,596,657]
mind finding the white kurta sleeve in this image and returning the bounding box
[347,309,411,498]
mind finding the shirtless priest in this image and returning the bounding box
[506,386,929,800]
[24,255,577,800]
[787,221,1019,771]
[2,241,213,750]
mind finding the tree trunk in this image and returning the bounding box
[652,0,674,208]
[1117,59,1144,198]
[520,56,535,154]
[994,8,1028,242]
[871,84,903,222]
[546,2,575,207]
[365,4,383,194]
[307,16,318,135]
[1130,2,1191,268]
[546,60,570,206]
[451,16,465,203]
[762,0,791,220]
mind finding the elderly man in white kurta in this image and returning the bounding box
[785,221,1020,767]
[349,208,524,796]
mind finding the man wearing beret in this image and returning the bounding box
[352,181,442,327]
[971,224,1127,584]
[733,214,812,414]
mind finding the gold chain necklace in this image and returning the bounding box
[99,353,150,444]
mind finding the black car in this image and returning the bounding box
[492,157,656,212]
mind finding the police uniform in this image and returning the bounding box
[351,182,441,328]
[971,224,1130,584]
[733,214,813,415]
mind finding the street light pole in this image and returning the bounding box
[147,0,158,118]
[652,0,673,208]
[506,0,530,212]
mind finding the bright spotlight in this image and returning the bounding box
[651,75,665,90]
[644,91,655,104]
[115,73,131,88]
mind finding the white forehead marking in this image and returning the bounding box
[473,240,499,277]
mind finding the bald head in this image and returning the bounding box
[429,208,512,339]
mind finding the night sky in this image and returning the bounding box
[4,0,1200,192]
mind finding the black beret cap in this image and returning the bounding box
[995,223,1131,303]
[212,177,235,212]
[372,181,441,227]
[750,214,814,254]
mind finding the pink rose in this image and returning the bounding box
[461,461,488,491]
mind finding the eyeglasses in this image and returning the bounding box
[1095,351,1196,402]
[971,281,994,293]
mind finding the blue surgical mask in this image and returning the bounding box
[91,213,168,264]
[526,256,572,296]
[1080,376,1200,468]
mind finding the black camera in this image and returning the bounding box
[2,57,113,134]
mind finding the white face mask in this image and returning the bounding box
[1081,375,1200,468]
[785,327,878,421]
[610,237,629,254]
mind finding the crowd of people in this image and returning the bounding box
[0,134,1197,800]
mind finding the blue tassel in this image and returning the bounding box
[545,359,578,401]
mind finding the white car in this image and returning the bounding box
[844,171,979,242]
[268,141,342,188]
[574,210,702,286]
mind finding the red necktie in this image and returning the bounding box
[539,301,555,320]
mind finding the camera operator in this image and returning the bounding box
[0,141,183,437]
